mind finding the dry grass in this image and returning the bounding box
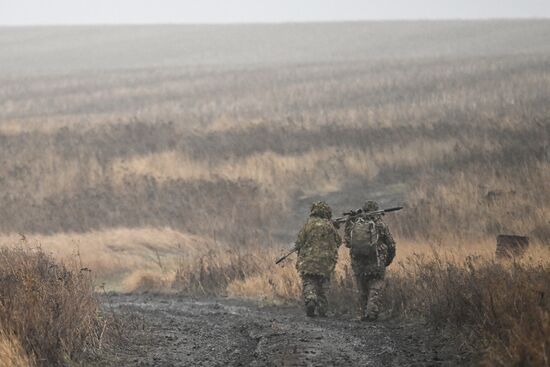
[0,246,106,366]
[112,138,472,203]
[0,331,36,367]
[394,160,550,242]
[2,48,549,244]
[172,247,268,296]
[385,244,550,366]
[0,228,225,291]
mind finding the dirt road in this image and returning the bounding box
[98,294,466,367]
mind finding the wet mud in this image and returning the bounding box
[97,294,468,366]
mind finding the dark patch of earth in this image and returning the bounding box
[91,293,471,367]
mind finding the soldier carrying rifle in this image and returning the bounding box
[343,200,397,321]
[293,201,341,317]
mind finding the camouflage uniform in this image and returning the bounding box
[345,201,396,320]
[296,201,342,317]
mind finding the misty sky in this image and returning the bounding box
[1,0,550,25]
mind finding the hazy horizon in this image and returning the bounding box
[1,0,550,26]
[2,18,550,28]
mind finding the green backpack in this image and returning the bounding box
[350,218,379,258]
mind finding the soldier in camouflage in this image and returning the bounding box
[295,201,342,317]
[344,200,396,321]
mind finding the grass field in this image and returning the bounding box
[1,20,549,365]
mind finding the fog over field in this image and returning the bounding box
[2,20,550,75]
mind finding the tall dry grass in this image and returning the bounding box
[111,138,472,204]
[0,228,226,291]
[385,245,550,366]
[1,50,549,245]
[0,246,106,366]
[393,160,550,243]
[0,330,35,367]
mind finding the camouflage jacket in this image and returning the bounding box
[344,215,396,267]
[295,216,342,276]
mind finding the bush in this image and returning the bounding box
[0,247,105,366]
[0,330,35,367]
[173,248,266,296]
[384,248,550,366]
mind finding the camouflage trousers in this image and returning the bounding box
[300,274,330,316]
[352,261,385,319]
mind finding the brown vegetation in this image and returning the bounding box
[0,228,228,290]
[0,247,106,366]
[0,330,35,367]
[1,52,549,244]
[385,244,550,366]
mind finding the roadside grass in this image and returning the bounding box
[0,228,224,292]
[385,244,550,366]
[0,330,35,367]
[0,247,107,366]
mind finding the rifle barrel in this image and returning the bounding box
[384,206,404,212]
[275,247,298,265]
[336,206,403,223]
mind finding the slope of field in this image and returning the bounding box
[1,51,549,244]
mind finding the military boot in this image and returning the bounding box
[358,302,367,321]
[317,294,328,317]
[305,300,316,317]
[364,300,379,321]
[363,312,378,322]
[317,304,327,317]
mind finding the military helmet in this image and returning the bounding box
[310,201,332,219]
[362,200,379,212]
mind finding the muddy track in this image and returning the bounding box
[98,294,467,367]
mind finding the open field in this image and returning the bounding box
[1,20,549,365]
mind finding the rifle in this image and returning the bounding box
[275,244,298,265]
[332,206,403,225]
[275,206,403,265]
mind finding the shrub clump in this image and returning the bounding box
[384,250,550,366]
[0,247,105,366]
[173,248,265,296]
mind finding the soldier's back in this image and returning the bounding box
[296,217,341,276]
